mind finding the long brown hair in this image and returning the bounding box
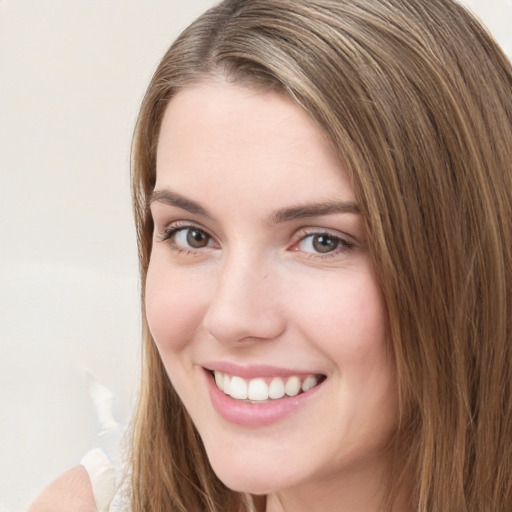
[129,1,512,510]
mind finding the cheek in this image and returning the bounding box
[301,276,398,440]
[295,269,389,362]
[145,256,208,354]
[295,270,396,412]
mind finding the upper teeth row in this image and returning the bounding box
[213,371,319,401]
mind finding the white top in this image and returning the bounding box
[80,449,117,512]
[81,369,128,511]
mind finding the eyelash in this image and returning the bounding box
[293,230,356,259]
[159,222,215,256]
[158,222,356,259]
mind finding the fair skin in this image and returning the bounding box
[146,81,400,512]
[27,465,95,511]
[29,80,401,512]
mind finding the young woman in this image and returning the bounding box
[29,0,512,511]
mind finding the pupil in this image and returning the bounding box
[312,235,337,253]
[187,229,208,248]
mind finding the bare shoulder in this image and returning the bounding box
[27,465,96,512]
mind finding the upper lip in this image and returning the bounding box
[202,361,325,379]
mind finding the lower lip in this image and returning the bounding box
[205,370,324,427]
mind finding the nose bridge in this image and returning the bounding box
[202,247,285,344]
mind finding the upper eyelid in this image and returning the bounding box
[159,219,212,236]
[162,220,206,231]
[293,226,357,244]
[160,224,352,239]
[157,220,358,249]
[294,232,355,249]
[158,225,217,257]
[161,224,211,240]
[160,222,217,247]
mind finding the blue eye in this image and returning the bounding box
[298,233,352,254]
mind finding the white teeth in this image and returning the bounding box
[213,370,321,402]
[302,375,317,392]
[214,371,224,389]
[223,374,231,395]
[284,376,301,397]
[248,378,268,401]
[268,376,285,399]
[229,376,248,399]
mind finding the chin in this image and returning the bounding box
[204,443,308,496]
[214,467,287,496]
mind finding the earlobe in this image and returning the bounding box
[27,466,96,512]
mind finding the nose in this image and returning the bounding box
[202,254,286,345]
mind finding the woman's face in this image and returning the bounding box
[146,81,397,502]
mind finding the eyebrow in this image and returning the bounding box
[149,189,360,223]
[149,189,212,218]
[268,200,360,224]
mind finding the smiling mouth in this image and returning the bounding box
[210,370,326,403]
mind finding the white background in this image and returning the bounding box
[0,1,510,510]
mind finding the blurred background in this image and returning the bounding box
[0,1,510,510]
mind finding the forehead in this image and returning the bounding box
[155,81,355,209]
